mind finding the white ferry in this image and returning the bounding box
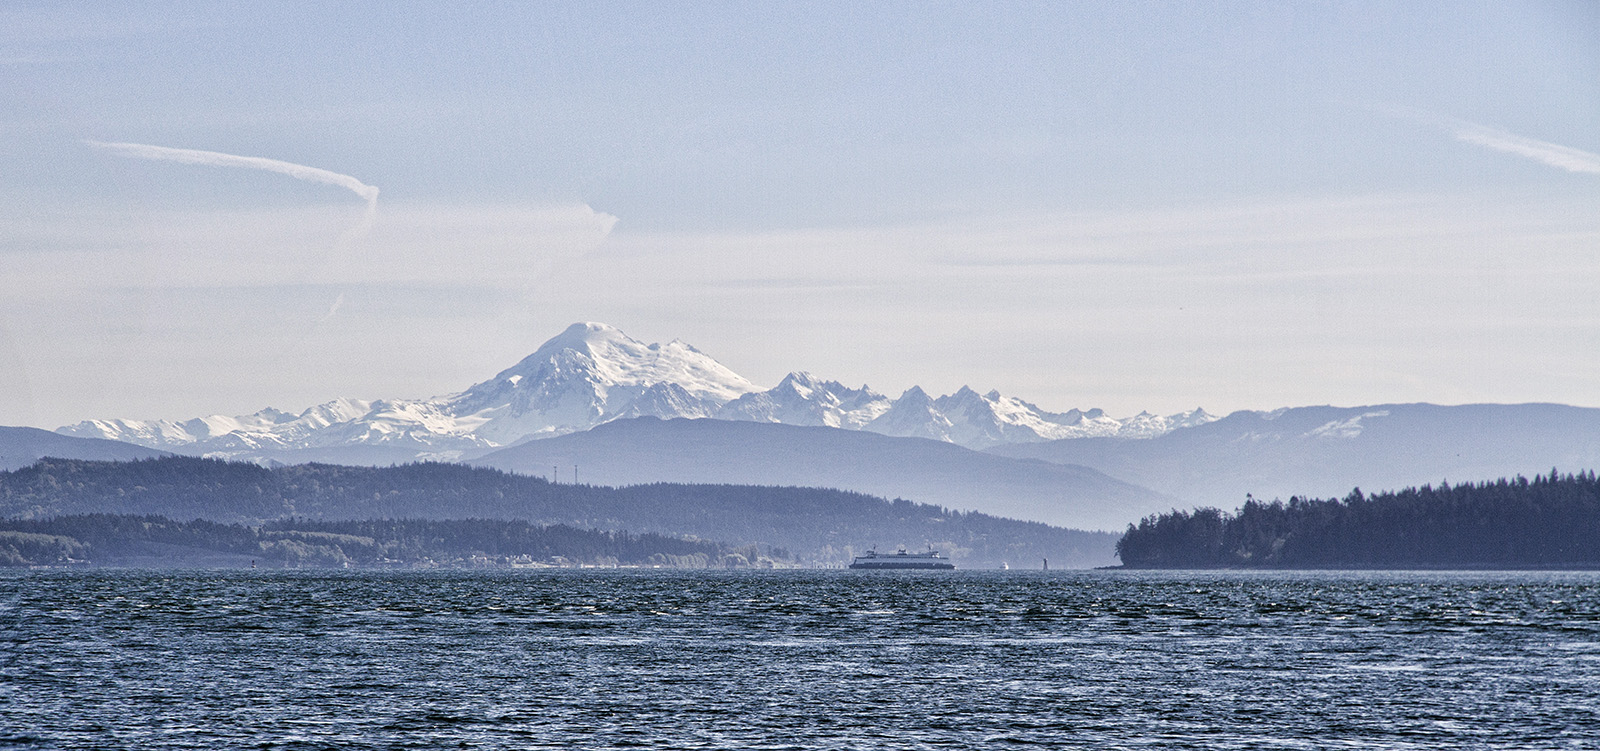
[847,548,955,570]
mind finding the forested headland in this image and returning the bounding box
[0,515,739,569]
[1116,470,1600,568]
[0,456,1115,568]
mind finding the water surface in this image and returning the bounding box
[3,569,1597,749]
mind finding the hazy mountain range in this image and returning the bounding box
[467,417,1169,531]
[988,402,1600,511]
[20,322,1600,532]
[57,322,1215,461]
[0,426,169,472]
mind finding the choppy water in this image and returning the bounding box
[3,569,1598,749]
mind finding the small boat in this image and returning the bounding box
[848,548,955,570]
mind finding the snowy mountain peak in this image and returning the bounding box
[866,386,953,442]
[719,372,890,429]
[487,322,756,404]
[896,385,932,405]
[444,323,758,444]
[542,321,628,350]
[775,371,820,396]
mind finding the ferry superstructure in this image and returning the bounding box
[847,549,955,570]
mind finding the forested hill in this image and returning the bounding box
[0,456,1117,568]
[0,515,733,569]
[1116,471,1600,569]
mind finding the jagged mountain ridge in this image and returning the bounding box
[987,403,1600,510]
[57,322,1214,461]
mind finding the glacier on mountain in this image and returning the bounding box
[56,321,1217,460]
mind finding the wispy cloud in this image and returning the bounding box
[1452,124,1600,175]
[1370,105,1600,176]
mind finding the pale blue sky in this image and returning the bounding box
[2,1,1597,427]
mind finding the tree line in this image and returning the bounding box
[1116,470,1600,568]
[0,514,741,568]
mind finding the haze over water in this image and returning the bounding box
[5,569,1597,749]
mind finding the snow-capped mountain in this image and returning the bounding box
[56,321,1214,462]
[709,373,1215,449]
[717,372,891,429]
[443,321,756,445]
[866,386,955,441]
[62,397,375,454]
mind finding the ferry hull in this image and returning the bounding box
[847,561,955,570]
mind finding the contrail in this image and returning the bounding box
[87,139,380,259]
[85,140,380,204]
[88,140,381,348]
[1366,106,1600,176]
[1452,124,1600,175]
[317,292,347,324]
